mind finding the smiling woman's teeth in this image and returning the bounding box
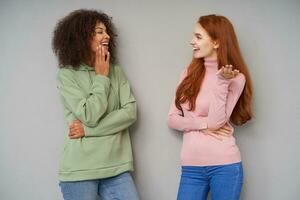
[98,42,109,47]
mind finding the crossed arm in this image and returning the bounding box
[167,65,246,140]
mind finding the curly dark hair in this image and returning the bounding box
[52,9,117,68]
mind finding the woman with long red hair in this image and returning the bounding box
[167,14,253,200]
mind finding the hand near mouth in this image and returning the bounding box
[94,44,110,76]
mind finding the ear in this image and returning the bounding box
[213,40,220,49]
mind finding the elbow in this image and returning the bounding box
[126,102,137,123]
[131,104,137,122]
[166,115,174,129]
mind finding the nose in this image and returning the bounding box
[104,32,110,40]
[190,40,194,46]
[190,37,195,45]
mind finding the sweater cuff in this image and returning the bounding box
[83,125,93,137]
[216,74,231,85]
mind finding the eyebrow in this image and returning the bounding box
[95,27,106,31]
[194,33,202,36]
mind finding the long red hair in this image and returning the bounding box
[175,15,253,125]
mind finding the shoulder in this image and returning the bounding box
[179,68,188,82]
[181,68,188,76]
[113,65,124,74]
[57,66,76,83]
[112,65,128,79]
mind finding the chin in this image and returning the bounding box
[193,53,203,59]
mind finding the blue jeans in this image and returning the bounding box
[59,172,139,200]
[177,162,243,200]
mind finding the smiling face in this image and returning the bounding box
[90,22,110,52]
[190,23,219,60]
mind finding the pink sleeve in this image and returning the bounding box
[167,69,208,132]
[207,73,246,129]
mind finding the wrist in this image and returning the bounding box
[95,70,107,76]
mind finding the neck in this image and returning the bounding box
[86,58,94,68]
[204,58,218,72]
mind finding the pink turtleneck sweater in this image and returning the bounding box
[167,59,246,166]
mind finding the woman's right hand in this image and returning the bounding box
[94,45,110,76]
[202,124,232,140]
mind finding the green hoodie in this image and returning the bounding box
[57,64,137,181]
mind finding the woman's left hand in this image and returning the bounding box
[202,124,232,140]
[218,65,239,79]
[69,120,85,139]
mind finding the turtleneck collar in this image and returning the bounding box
[204,58,218,72]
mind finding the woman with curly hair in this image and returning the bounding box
[167,14,253,200]
[52,9,139,200]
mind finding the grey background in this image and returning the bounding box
[0,0,299,199]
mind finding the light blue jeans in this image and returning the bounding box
[59,172,139,200]
[177,162,243,200]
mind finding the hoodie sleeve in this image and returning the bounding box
[83,66,137,137]
[167,69,208,132]
[57,68,110,127]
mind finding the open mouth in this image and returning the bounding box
[100,41,109,47]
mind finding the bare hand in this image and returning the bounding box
[94,45,110,76]
[217,65,239,79]
[202,124,232,140]
[69,120,85,139]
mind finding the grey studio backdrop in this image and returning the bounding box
[0,0,299,199]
